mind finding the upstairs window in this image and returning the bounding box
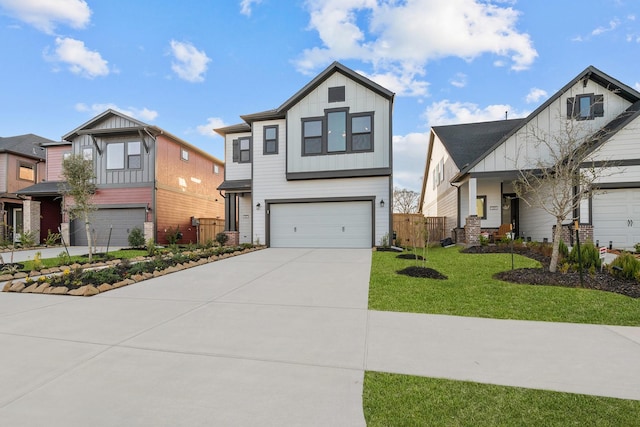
[263,125,278,155]
[232,137,251,163]
[107,143,125,169]
[213,164,219,174]
[82,146,93,161]
[328,86,345,103]
[128,141,141,168]
[107,141,142,169]
[18,162,35,182]
[181,148,189,161]
[567,94,604,120]
[302,110,375,156]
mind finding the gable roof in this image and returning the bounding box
[215,61,395,134]
[456,65,640,178]
[0,134,49,160]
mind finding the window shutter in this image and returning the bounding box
[567,97,575,118]
[232,139,239,162]
[593,94,604,117]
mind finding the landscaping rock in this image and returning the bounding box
[23,283,39,293]
[33,283,50,293]
[2,281,13,292]
[0,274,14,281]
[97,283,113,292]
[9,282,25,292]
[50,286,69,295]
[13,272,27,279]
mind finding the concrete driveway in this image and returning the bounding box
[0,248,372,426]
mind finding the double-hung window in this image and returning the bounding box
[567,94,604,120]
[302,109,374,155]
[128,141,141,168]
[232,137,252,163]
[107,141,142,170]
[264,126,278,155]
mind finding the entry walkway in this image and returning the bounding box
[0,248,638,426]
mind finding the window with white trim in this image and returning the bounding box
[181,148,189,161]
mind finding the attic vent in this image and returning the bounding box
[328,86,345,103]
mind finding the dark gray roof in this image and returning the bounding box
[0,134,50,160]
[432,119,525,170]
[217,179,252,192]
[214,123,252,136]
[16,181,67,196]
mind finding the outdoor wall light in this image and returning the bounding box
[256,202,261,209]
[380,199,385,208]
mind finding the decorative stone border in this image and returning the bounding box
[2,247,263,297]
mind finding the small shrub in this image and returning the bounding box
[558,239,569,259]
[32,251,43,271]
[609,252,640,280]
[57,251,71,266]
[18,230,37,247]
[568,241,601,270]
[380,233,390,247]
[44,229,61,246]
[128,227,145,248]
[479,235,489,246]
[215,232,229,247]
[165,226,183,245]
[635,242,640,253]
[146,238,157,256]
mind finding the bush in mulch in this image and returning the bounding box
[396,254,425,260]
[464,245,640,298]
[397,266,448,280]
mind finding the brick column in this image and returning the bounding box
[224,231,239,246]
[23,200,41,245]
[465,215,481,247]
[144,222,154,243]
[60,222,70,246]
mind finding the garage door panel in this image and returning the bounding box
[72,208,145,247]
[270,201,372,248]
[592,189,640,250]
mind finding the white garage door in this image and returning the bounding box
[270,201,372,248]
[72,208,145,247]
[592,189,640,250]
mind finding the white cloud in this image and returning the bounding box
[0,0,91,34]
[635,82,640,91]
[592,19,619,36]
[525,87,548,104]
[424,99,528,126]
[196,117,226,137]
[393,132,430,192]
[169,40,211,83]
[75,103,158,122]
[295,0,537,95]
[240,0,262,16]
[449,72,467,88]
[360,68,429,97]
[49,37,109,78]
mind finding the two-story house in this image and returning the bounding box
[0,134,49,243]
[58,109,225,246]
[419,65,640,249]
[215,62,394,248]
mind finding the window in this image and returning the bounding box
[263,125,278,155]
[567,94,604,120]
[328,86,345,103]
[213,164,219,174]
[327,110,347,152]
[232,137,251,163]
[82,147,93,161]
[181,148,189,161]
[302,119,323,155]
[476,196,487,220]
[107,142,125,169]
[127,141,141,168]
[18,162,35,182]
[351,114,373,151]
[302,110,375,156]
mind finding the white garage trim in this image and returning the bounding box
[592,188,640,250]
[267,197,374,248]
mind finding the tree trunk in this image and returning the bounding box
[83,213,93,262]
[549,218,563,273]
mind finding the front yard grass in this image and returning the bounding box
[20,249,149,271]
[363,372,640,427]
[369,246,640,326]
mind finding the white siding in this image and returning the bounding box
[518,200,557,242]
[421,132,457,218]
[238,194,252,244]
[224,132,252,181]
[471,79,632,174]
[588,116,640,162]
[459,179,503,228]
[286,72,391,174]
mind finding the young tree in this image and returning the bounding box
[393,187,420,213]
[514,116,615,272]
[60,154,96,260]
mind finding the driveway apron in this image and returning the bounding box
[0,248,372,426]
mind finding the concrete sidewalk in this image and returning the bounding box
[0,248,639,426]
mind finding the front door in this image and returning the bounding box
[13,208,23,243]
[501,194,519,238]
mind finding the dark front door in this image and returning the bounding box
[501,193,519,238]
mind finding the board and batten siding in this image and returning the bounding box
[471,79,632,174]
[224,132,252,181]
[286,72,391,174]
[587,115,640,163]
[252,126,390,246]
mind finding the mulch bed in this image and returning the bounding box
[396,254,425,260]
[397,266,448,280]
[463,245,640,298]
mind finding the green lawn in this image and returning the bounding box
[363,372,640,427]
[369,246,640,326]
[20,249,148,271]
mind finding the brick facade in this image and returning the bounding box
[464,215,481,246]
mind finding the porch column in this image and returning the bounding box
[465,178,480,246]
[23,200,41,245]
[468,178,477,216]
[224,193,237,232]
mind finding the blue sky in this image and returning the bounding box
[1,0,639,192]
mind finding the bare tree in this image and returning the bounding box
[514,115,617,272]
[60,154,96,261]
[393,187,420,213]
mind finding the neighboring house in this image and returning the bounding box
[215,62,394,248]
[0,134,48,243]
[56,109,224,246]
[419,65,640,250]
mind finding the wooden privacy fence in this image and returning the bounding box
[392,214,446,246]
[197,218,224,245]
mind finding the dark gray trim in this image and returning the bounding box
[214,123,252,136]
[93,203,147,209]
[350,111,374,153]
[301,108,375,156]
[263,125,279,155]
[468,170,522,180]
[301,116,325,156]
[238,136,251,163]
[593,182,640,189]
[328,86,346,103]
[388,102,393,238]
[95,182,153,189]
[264,196,376,247]
[286,167,391,180]
[217,179,252,192]
[585,158,640,168]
